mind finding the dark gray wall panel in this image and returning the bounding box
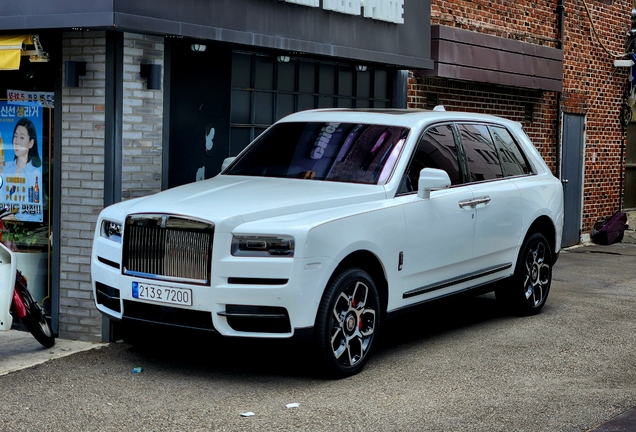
[0,0,433,69]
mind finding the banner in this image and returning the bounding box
[0,102,44,222]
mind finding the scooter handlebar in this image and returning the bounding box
[0,205,12,220]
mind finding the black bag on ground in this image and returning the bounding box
[592,211,627,245]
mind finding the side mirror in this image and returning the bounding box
[221,157,236,172]
[418,168,451,199]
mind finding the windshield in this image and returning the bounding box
[226,122,409,185]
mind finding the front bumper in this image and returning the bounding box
[91,233,333,338]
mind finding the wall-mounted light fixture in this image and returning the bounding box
[140,63,162,90]
[191,44,207,52]
[277,55,291,63]
[65,61,87,87]
[356,65,368,72]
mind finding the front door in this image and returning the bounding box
[561,114,585,247]
[397,124,476,307]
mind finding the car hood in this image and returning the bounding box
[115,175,387,231]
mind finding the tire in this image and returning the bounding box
[16,282,55,348]
[496,232,553,316]
[314,268,381,378]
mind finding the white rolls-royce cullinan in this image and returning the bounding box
[91,108,564,377]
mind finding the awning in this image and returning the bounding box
[0,35,48,70]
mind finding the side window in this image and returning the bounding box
[400,124,461,193]
[489,126,530,176]
[458,123,503,182]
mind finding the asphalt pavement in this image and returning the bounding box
[1,242,636,431]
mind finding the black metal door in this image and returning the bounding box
[623,123,636,209]
[561,114,585,247]
[167,40,233,189]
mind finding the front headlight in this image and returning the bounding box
[231,235,294,257]
[101,219,123,243]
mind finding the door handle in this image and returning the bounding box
[472,196,491,206]
[458,196,491,209]
[561,178,569,184]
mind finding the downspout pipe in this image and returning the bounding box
[556,0,565,49]
[555,0,564,179]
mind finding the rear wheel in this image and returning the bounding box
[496,232,552,315]
[17,282,55,348]
[314,268,380,378]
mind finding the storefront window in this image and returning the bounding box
[0,98,52,314]
[230,52,392,153]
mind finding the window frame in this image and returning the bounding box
[397,120,538,196]
[455,122,537,184]
[397,122,468,196]
[487,125,535,178]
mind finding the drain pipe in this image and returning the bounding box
[619,122,625,211]
[555,0,565,178]
[556,0,565,49]
[556,94,562,179]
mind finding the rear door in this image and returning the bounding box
[458,123,523,280]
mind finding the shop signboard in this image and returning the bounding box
[0,1,432,70]
[0,101,44,223]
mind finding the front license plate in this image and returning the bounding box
[132,282,192,306]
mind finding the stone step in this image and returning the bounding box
[623,228,636,244]
[621,210,636,244]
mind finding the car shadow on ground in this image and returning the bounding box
[378,292,509,349]
[117,290,513,380]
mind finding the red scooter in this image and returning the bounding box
[0,207,54,347]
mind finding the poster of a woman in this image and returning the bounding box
[0,102,44,223]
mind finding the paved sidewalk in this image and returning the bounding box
[0,328,106,376]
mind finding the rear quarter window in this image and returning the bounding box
[489,126,531,177]
[457,123,504,182]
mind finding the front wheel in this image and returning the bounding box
[496,232,553,316]
[16,282,55,348]
[314,268,380,378]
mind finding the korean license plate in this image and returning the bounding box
[132,282,192,306]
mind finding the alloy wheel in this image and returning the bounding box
[329,280,377,367]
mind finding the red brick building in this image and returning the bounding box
[409,0,633,246]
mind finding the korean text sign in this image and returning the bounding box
[0,102,44,222]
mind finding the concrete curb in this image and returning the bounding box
[0,329,107,376]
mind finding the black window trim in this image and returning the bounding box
[395,120,539,197]
[396,121,469,196]
[454,121,537,185]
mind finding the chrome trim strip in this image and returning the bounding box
[403,263,512,299]
[227,277,288,285]
[123,269,208,285]
[217,312,287,319]
[96,288,119,301]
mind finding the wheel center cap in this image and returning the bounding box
[532,265,538,280]
[346,314,357,332]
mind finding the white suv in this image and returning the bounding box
[91,108,564,377]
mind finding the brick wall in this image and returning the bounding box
[431,0,559,48]
[60,32,164,341]
[561,0,630,232]
[408,76,559,174]
[60,31,107,341]
[417,0,633,237]
[122,33,164,200]
[422,0,561,172]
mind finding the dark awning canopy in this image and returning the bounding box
[416,26,563,92]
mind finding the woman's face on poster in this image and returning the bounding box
[13,125,33,157]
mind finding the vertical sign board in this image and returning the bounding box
[0,102,44,223]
